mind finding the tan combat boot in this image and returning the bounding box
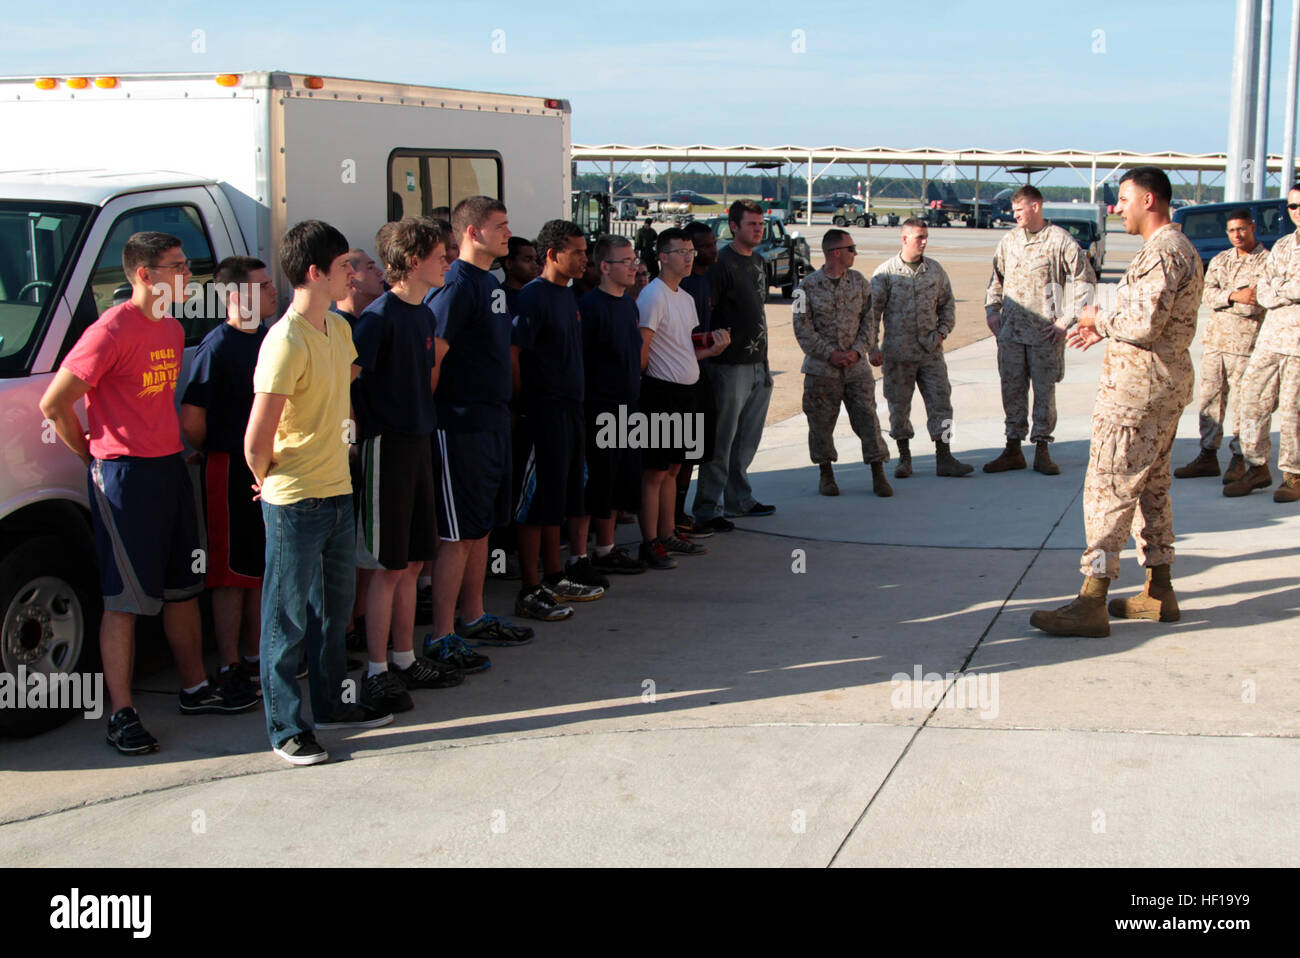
[983,439,1026,473]
[1108,564,1180,622]
[935,440,974,477]
[1273,472,1300,503]
[818,462,839,496]
[1033,441,1060,476]
[894,439,912,479]
[1222,453,1247,484]
[1030,576,1111,638]
[1174,448,1219,479]
[871,461,893,497]
[1223,463,1271,497]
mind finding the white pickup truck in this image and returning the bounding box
[0,70,570,733]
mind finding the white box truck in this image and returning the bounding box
[1042,200,1108,274]
[0,70,570,733]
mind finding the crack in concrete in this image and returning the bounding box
[825,477,1084,867]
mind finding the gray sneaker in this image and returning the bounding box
[662,534,707,556]
[541,573,605,602]
[273,732,329,766]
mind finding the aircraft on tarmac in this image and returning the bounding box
[924,183,1015,225]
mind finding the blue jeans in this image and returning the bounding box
[260,495,355,747]
[693,362,772,520]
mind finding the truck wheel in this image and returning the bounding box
[832,215,846,227]
[0,535,101,736]
[854,216,868,227]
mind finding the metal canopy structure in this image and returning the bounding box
[573,143,1291,224]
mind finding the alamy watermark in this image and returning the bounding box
[593,404,705,461]
[149,281,264,327]
[890,666,999,719]
[0,666,103,719]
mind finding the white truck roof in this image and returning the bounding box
[0,169,217,204]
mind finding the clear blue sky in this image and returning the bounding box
[5,0,1298,174]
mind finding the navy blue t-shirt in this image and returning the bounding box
[679,272,712,333]
[427,259,512,431]
[577,287,641,405]
[511,278,584,404]
[181,322,267,455]
[502,285,524,319]
[353,291,437,437]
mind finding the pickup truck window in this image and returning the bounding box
[91,203,219,346]
[388,150,503,221]
[0,201,91,374]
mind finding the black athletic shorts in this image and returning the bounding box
[515,399,586,526]
[357,432,438,569]
[434,426,512,541]
[584,401,643,520]
[638,375,700,470]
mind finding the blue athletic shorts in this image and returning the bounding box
[432,427,511,541]
[89,454,204,615]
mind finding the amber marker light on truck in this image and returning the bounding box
[305,76,325,89]
[215,74,240,87]
[94,77,118,88]
[34,78,57,90]
[66,77,88,89]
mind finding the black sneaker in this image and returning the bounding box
[638,539,678,570]
[675,518,713,540]
[218,662,261,699]
[179,678,259,715]
[515,584,574,622]
[725,502,776,518]
[565,555,611,590]
[106,707,159,755]
[362,669,414,713]
[391,655,464,689]
[425,633,492,673]
[591,546,647,575]
[316,705,395,730]
[695,516,735,534]
[456,613,536,646]
[662,534,708,556]
[415,583,433,625]
[273,731,329,766]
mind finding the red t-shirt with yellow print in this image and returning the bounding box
[60,302,184,460]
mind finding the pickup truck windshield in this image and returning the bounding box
[0,201,91,374]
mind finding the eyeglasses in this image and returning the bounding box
[827,246,857,254]
[605,258,637,266]
[662,248,697,258]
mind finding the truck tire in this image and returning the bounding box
[832,215,846,227]
[855,216,868,227]
[0,535,101,736]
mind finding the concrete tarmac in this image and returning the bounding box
[2,269,1297,867]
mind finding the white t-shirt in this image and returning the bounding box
[636,278,700,385]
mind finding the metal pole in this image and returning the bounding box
[722,162,728,209]
[1254,0,1274,199]
[806,153,813,228]
[974,164,980,225]
[1227,0,1262,202]
[1281,0,1300,195]
[1090,155,1097,203]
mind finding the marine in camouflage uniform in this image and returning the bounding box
[870,233,973,478]
[984,219,1095,474]
[1032,168,1201,638]
[1175,232,1268,481]
[1225,216,1300,503]
[794,251,891,497]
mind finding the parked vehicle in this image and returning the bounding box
[830,202,875,228]
[1042,201,1108,272]
[0,70,570,734]
[699,215,813,298]
[1174,199,1295,271]
[1054,219,1102,276]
